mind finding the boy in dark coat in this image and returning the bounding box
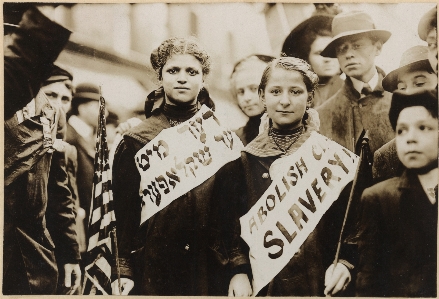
[356,90,438,297]
[317,11,394,155]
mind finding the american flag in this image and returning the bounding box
[82,94,118,295]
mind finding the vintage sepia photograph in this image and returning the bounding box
[3,1,437,296]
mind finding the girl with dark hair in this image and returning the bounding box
[111,37,248,296]
[229,57,353,296]
[281,15,343,107]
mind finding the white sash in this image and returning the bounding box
[240,132,359,295]
[135,105,244,225]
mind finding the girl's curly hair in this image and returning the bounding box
[150,37,211,80]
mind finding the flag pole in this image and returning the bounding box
[98,85,121,294]
[112,228,122,294]
[329,131,369,296]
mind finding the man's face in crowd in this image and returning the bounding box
[77,100,107,129]
[426,27,438,74]
[41,81,73,113]
[335,35,382,82]
[396,106,438,170]
[396,70,438,94]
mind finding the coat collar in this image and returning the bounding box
[244,108,319,158]
[124,87,216,146]
[344,66,386,100]
[398,169,437,206]
[144,86,215,118]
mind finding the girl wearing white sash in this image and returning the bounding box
[229,57,354,296]
[111,37,248,296]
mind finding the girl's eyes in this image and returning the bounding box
[187,69,199,76]
[270,89,281,95]
[290,89,303,95]
[166,68,199,75]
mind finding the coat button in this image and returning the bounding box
[185,244,190,251]
[262,173,269,179]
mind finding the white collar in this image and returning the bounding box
[350,69,379,95]
[68,115,94,139]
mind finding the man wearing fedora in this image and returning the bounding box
[418,6,437,74]
[65,83,107,253]
[373,46,437,183]
[316,11,394,156]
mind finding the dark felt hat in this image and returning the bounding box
[382,46,433,92]
[389,89,438,130]
[281,14,334,59]
[45,64,74,85]
[321,11,391,58]
[73,83,101,102]
[418,6,437,41]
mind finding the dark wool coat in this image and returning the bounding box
[65,122,96,223]
[234,123,354,296]
[3,6,72,295]
[112,90,248,296]
[356,170,437,297]
[372,138,405,183]
[313,74,344,108]
[234,114,263,146]
[316,68,394,155]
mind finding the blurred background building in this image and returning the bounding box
[48,2,435,129]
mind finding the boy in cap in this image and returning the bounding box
[356,90,438,297]
[42,65,83,294]
[373,45,437,182]
[316,11,394,155]
[418,6,437,74]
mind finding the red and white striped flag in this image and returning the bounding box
[82,94,117,295]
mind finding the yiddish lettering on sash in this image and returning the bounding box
[135,105,244,225]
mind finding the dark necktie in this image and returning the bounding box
[361,83,373,96]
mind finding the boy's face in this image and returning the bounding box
[335,35,381,82]
[41,81,73,113]
[396,70,437,94]
[426,27,437,74]
[396,106,438,170]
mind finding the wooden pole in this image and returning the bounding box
[112,228,122,294]
[329,131,369,296]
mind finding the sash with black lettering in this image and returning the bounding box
[135,105,244,225]
[240,132,359,295]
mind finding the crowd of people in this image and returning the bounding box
[3,3,437,297]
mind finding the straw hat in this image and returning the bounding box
[382,46,433,92]
[321,11,391,58]
[418,6,437,41]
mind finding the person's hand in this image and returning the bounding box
[324,262,351,296]
[116,117,142,135]
[111,278,134,295]
[64,263,81,294]
[228,273,252,297]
